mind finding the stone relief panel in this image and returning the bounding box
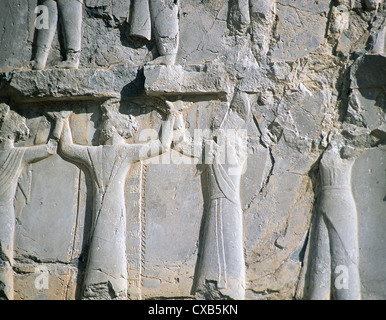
[0,0,385,301]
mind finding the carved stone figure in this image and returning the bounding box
[59,100,175,299]
[31,0,83,70]
[129,0,179,65]
[228,0,276,59]
[308,138,361,300]
[0,104,61,300]
[173,93,250,300]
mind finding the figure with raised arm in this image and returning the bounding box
[0,104,62,300]
[172,93,250,300]
[59,100,175,299]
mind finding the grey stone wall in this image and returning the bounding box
[0,0,385,300]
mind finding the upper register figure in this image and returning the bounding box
[31,0,83,70]
[129,0,180,65]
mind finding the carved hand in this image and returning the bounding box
[44,110,72,121]
[164,100,192,114]
[47,138,58,155]
[45,111,72,141]
[160,113,176,151]
[172,113,186,148]
[174,113,185,131]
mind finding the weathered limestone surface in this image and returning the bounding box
[0,0,385,300]
[0,67,140,101]
[143,64,232,99]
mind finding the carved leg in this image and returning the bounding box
[129,0,152,41]
[148,0,179,65]
[82,195,128,300]
[195,199,223,299]
[228,0,251,34]
[56,0,83,69]
[31,0,58,70]
[220,199,245,300]
[308,213,331,300]
[317,142,361,300]
[326,192,361,300]
[195,198,245,300]
[249,0,276,60]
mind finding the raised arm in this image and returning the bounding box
[172,114,203,159]
[22,116,65,164]
[125,113,176,162]
[160,113,175,152]
[59,119,91,166]
[22,139,57,164]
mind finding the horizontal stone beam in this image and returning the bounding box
[0,63,233,105]
[143,64,232,100]
[0,65,142,103]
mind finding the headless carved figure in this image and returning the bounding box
[308,140,361,300]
